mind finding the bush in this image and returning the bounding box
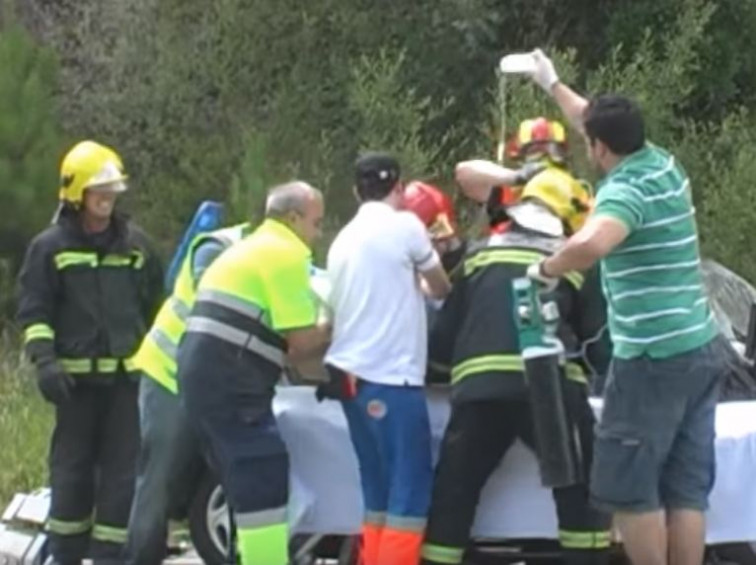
[677,110,756,283]
[0,13,62,273]
[0,333,52,505]
[347,48,454,185]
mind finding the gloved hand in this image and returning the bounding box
[513,162,547,185]
[486,186,510,227]
[36,360,75,405]
[315,366,357,402]
[526,260,559,293]
[527,48,560,93]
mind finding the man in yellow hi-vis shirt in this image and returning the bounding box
[178,181,331,565]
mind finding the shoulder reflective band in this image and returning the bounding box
[24,323,55,344]
[54,251,98,270]
[463,248,584,289]
[60,357,137,374]
[451,354,524,384]
[196,289,267,321]
[186,316,285,367]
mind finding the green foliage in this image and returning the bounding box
[0,334,52,505]
[676,110,756,283]
[347,49,454,182]
[0,13,61,268]
[587,0,715,146]
[13,0,751,280]
[605,0,756,117]
[227,130,273,227]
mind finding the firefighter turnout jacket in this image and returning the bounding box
[132,223,251,394]
[429,226,608,403]
[17,209,164,379]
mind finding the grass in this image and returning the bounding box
[0,331,53,506]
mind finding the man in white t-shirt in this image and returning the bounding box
[323,152,451,565]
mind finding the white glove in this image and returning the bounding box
[528,48,559,93]
[526,260,559,293]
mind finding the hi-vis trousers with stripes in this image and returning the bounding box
[179,330,289,565]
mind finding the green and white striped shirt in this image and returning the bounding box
[593,143,718,359]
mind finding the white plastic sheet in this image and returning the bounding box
[274,387,756,543]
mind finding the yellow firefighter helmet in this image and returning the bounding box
[509,167,593,236]
[59,140,128,205]
[508,117,568,164]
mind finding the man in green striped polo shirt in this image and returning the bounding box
[523,50,731,565]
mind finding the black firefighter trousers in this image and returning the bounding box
[421,382,611,565]
[47,377,139,565]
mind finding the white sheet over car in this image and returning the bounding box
[275,386,756,544]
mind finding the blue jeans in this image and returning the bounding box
[590,336,729,513]
[341,380,434,525]
[124,376,203,565]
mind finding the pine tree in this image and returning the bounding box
[0,9,62,273]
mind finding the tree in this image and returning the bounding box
[0,11,61,272]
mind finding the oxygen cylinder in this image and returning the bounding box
[513,277,581,488]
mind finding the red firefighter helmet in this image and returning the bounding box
[402,181,457,240]
[508,117,568,164]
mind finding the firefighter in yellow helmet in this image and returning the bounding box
[421,128,612,565]
[505,117,594,228]
[452,118,575,241]
[510,116,569,164]
[16,140,164,565]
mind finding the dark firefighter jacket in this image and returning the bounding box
[16,208,164,380]
[429,226,609,404]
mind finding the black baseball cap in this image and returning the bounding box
[355,152,401,196]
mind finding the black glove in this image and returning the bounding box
[513,162,546,185]
[36,359,75,405]
[315,365,357,402]
[486,186,510,227]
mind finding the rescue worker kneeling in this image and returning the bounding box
[178,181,330,565]
[420,174,612,565]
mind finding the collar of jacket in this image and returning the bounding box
[56,206,132,253]
[467,225,562,256]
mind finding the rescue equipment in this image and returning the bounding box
[513,277,582,488]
